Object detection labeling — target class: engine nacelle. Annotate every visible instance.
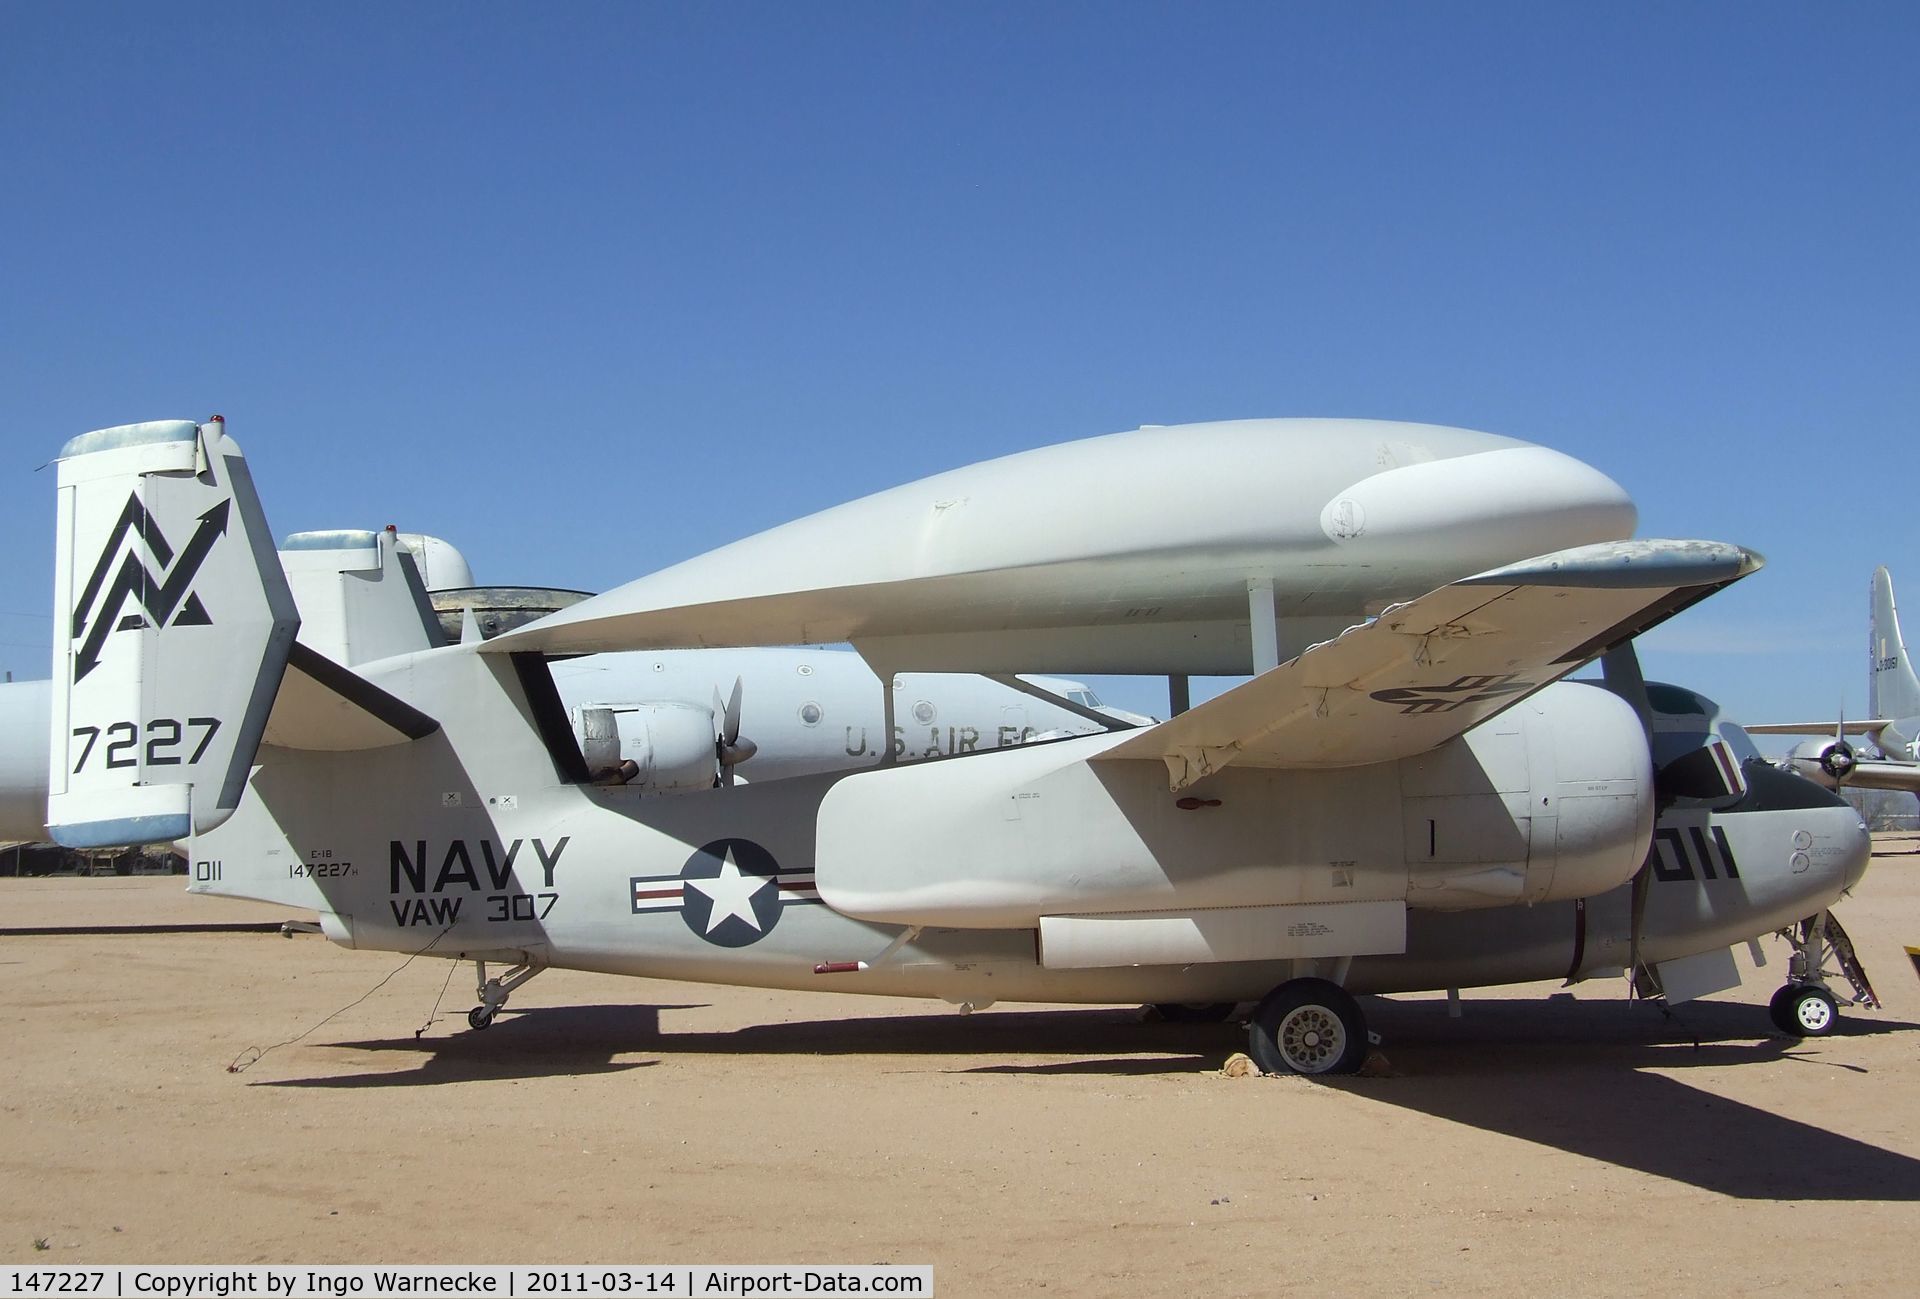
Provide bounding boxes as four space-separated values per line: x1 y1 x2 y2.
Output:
816 680 1654 929
1784 737 1854 788
571 702 718 793
1400 681 1652 909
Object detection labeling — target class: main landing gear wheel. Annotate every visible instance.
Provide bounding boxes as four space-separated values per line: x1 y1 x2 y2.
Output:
1153 1002 1238 1024
1769 984 1838 1037
467 1005 497 1031
1248 978 1368 1076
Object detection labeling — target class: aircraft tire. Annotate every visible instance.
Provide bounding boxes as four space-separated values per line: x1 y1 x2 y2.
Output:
467 1006 496 1031
1248 979 1367 1076
1778 985 1838 1038
1153 1002 1238 1024
1766 984 1800 1035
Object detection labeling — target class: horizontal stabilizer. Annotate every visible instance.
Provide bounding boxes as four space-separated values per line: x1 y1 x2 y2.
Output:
263 643 440 751
1097 539 1761 791
1743 720 1890 737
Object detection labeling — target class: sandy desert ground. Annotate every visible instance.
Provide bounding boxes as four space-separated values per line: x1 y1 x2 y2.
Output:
2 838 1916 1297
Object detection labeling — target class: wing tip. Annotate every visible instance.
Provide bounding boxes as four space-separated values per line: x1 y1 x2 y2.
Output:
1462 539 1763 590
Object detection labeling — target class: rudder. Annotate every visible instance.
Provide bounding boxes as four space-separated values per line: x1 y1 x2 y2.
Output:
47 417 299 847
1870 567 1920 722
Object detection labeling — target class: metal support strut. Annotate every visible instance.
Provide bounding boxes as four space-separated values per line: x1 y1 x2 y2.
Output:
468 958 542 1030
1248 578 1279 675
1779 910 1880 1010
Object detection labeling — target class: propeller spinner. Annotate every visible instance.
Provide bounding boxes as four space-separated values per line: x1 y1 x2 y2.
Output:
1822 707 1856 782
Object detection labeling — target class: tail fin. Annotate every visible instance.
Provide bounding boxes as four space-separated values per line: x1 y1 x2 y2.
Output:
1870 567 1920 722
47 418 299 847
278 528 448 666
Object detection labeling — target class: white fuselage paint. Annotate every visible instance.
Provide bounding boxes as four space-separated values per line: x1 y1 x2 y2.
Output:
186 643 1871 1008
0 680 50 845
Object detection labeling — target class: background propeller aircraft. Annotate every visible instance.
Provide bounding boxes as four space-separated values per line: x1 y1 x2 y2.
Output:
1747 566 1920 799
39 417 1876 1074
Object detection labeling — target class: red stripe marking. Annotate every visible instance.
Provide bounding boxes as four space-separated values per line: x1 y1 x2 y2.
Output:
631 888 683 901
1712 742 1742 791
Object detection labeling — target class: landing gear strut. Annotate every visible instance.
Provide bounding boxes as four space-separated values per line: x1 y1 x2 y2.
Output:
1768 910 1878 1038
467 959 541 1031
1247 978 1369 1075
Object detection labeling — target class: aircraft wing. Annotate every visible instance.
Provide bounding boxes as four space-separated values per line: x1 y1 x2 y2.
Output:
1095 539 1761 791
1743 721 1891 736
1836 761 1920 794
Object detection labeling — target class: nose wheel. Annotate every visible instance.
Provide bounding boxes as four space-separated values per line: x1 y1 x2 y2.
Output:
1768 910 1877 1038
1768 983 1838 1037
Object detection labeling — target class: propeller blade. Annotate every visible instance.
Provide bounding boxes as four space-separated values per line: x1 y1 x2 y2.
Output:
712 677 752 787
1829 699 1855 783
723 676 744 746
1602 640 1654 983
1601 642 1653 745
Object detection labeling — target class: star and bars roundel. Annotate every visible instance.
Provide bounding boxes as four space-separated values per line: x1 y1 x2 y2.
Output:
630 838 820 947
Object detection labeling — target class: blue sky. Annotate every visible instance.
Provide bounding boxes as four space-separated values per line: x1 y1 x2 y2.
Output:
2 4 1915 730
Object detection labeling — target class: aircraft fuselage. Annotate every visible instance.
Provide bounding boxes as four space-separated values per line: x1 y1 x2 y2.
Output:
190 644 1869 1008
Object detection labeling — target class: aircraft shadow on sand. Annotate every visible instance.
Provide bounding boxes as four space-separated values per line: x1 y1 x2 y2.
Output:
254 1003 708 1089
259 1002 1208 1088
261 995 1920 1199
1319 994 1920 1202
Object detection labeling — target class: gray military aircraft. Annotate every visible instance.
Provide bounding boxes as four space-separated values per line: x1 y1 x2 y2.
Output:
1748 566 1920 797
42 416 1875 1073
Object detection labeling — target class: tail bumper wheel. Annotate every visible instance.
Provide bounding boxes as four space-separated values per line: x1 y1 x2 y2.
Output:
1249 978 1369 1075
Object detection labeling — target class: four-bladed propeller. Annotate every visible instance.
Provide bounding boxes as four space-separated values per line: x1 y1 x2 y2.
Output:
1821 707 1857 783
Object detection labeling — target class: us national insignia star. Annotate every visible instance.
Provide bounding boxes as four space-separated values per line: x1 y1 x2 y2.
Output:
629 837 820 947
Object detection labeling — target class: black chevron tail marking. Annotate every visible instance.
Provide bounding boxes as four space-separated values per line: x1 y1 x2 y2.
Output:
72 498 231 682
173 593 211 626
70 494 177 638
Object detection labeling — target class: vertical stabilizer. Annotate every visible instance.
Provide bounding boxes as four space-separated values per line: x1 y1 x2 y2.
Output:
47 418 299 847
279 528 448 666
1869 567 1920 722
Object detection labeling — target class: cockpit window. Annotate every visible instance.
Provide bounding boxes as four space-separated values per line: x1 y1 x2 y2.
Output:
1068 689 1102 708
1647 683 1753 808
1718 722 1763 766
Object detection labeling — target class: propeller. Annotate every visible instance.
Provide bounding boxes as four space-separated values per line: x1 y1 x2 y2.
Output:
1821 705 1856 783
1601 642 1657 993
712 676 758 787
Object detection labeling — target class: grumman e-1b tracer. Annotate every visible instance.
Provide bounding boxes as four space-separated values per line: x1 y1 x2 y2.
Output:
44 417 1875 1074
